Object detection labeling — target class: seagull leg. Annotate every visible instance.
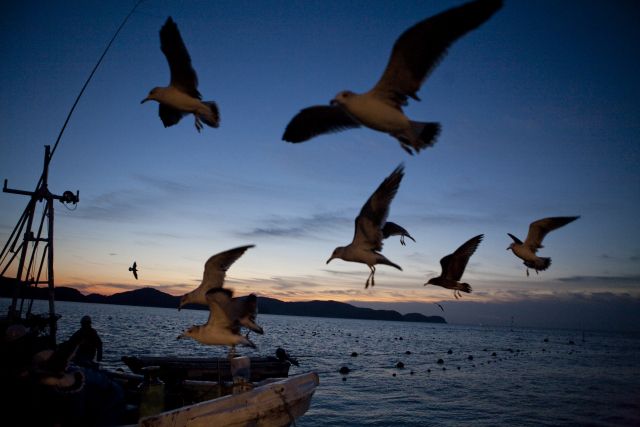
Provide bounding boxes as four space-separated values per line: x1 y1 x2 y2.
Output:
194 115 203 132
526 268 530 277
400 236 406 246
365 266 375 289
371 266 376 288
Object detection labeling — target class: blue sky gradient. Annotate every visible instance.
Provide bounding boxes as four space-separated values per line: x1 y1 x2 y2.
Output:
1 0 639 330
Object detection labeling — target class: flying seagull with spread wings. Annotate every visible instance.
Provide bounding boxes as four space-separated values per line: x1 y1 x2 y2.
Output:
178 288 258 354
507 216 580 276
179 245 254 309
326 164 405 288
141 17 219 132
282 0 502 154
425 234 483 299
128 261 138 280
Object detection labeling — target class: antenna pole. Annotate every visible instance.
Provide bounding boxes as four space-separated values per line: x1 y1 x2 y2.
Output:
2 146 78 343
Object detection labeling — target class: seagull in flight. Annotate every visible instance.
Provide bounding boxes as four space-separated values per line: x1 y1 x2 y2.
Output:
179 245 254 309
282 0 502 154
507 216 580 276
178 288 258 354
425 234 483 299
141 17 219 132
128 261 138 280
326 164 405 288
382 221 415 246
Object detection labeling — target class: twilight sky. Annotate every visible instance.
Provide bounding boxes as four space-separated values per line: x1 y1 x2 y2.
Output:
1 0 639 330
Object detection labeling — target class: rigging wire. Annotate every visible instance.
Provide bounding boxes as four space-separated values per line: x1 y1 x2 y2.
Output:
50 0 144 159
27 0 145 194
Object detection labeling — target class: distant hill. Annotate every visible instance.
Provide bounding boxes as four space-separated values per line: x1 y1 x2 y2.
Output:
0 277 445 324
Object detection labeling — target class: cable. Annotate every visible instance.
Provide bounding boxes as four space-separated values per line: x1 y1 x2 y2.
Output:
50 0 144 159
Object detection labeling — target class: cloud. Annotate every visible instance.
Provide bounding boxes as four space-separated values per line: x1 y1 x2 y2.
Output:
65 175 197 224
69 190 145 222
133 175 192 195
409 211 508 227
237 212 350 239
557 275 640 285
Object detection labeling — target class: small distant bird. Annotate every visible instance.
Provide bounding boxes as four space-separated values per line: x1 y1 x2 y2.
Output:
507 216 580 276
382 221 415 246
179 245 254 310
178 288 257 354
282 0 502 154
425 234 483 299
141 17 219 132
276 347 299 367
434 303 445 312
129 261 138 280
326 164 405 288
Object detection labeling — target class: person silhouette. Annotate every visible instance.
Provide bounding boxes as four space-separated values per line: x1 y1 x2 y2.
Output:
69 315 103 369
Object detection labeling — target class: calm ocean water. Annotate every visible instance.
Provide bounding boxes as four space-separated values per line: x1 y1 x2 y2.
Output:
4 298 639 426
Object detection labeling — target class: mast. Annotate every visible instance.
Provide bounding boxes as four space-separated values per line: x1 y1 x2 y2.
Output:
1 145 79 344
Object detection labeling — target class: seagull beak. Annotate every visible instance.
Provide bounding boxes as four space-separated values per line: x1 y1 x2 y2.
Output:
140 97 150 104
326 256 334 264
329 99 338 106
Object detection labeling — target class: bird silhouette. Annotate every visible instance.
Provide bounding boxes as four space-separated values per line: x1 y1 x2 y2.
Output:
141 17 219 132
128 261 138 280
507 216 579 276
283 0 502 154
425 234 483 299
327 164 405 288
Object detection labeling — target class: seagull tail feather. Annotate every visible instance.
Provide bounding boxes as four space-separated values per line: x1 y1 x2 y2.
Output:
378 257 402 271
525 257 551 271
199 101 220 128
458 283 472 294
408 121 440 153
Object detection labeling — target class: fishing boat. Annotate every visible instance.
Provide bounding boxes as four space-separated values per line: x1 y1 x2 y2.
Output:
0 147 319 426
110 367 319 427
122 354 292 382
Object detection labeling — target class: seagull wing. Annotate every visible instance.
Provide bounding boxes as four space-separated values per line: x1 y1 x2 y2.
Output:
160 17 201 98
507 233 523 245
353 164 405 250
159 104 185 127
201 245 255 291
442 234 483 281
524 216 579 252
231 294 263 334
282 106 360 142
133 269 138 280
371 0 502 107
205 288 235 329
382 221 415 242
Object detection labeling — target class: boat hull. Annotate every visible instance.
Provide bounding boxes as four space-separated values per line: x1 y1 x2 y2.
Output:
138 372 319 427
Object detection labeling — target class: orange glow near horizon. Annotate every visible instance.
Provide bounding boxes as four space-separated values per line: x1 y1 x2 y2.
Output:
57 278 537 305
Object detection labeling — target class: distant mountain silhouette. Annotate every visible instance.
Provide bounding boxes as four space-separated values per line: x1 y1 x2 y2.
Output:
0 277 445 324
